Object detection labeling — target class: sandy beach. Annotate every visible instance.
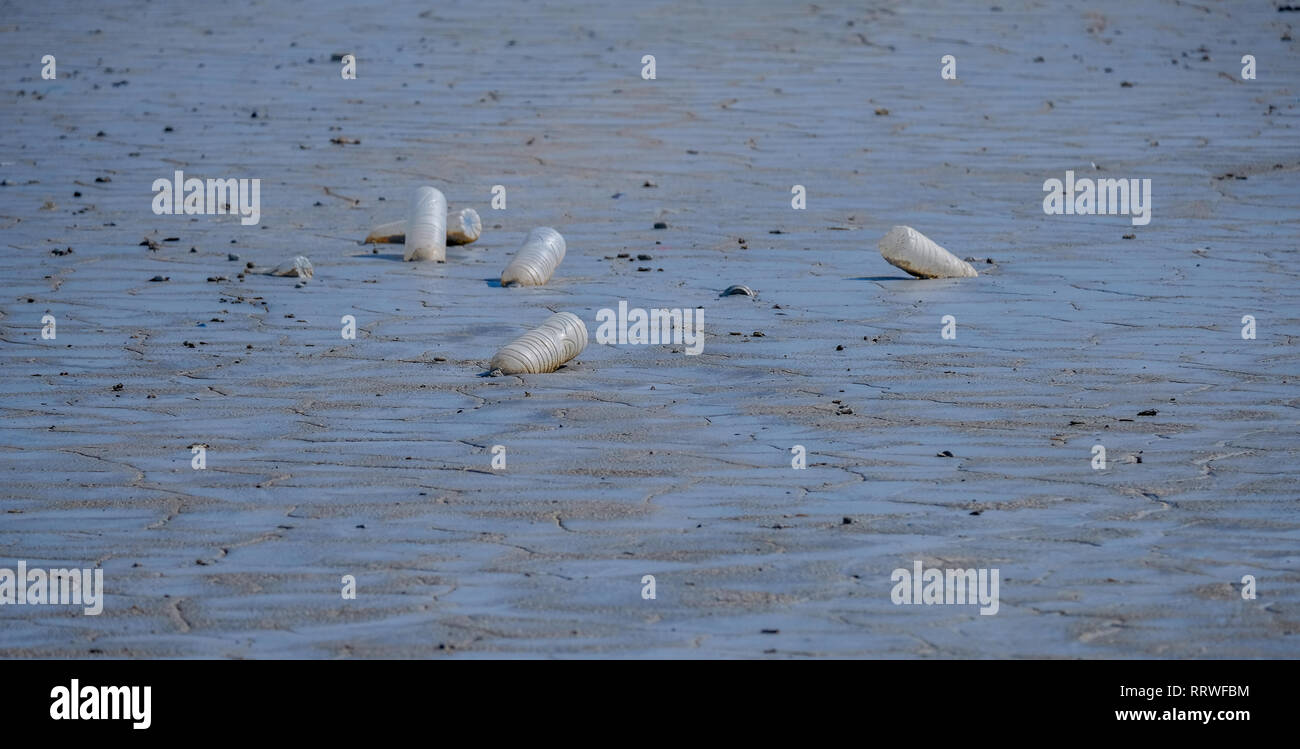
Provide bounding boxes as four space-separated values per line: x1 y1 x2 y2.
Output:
1 0 1297 657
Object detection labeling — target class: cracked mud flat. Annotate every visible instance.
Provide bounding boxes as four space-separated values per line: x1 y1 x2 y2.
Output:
1 0 1298 658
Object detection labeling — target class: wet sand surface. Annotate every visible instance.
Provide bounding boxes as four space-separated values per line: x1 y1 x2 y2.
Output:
1 0 1298 657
